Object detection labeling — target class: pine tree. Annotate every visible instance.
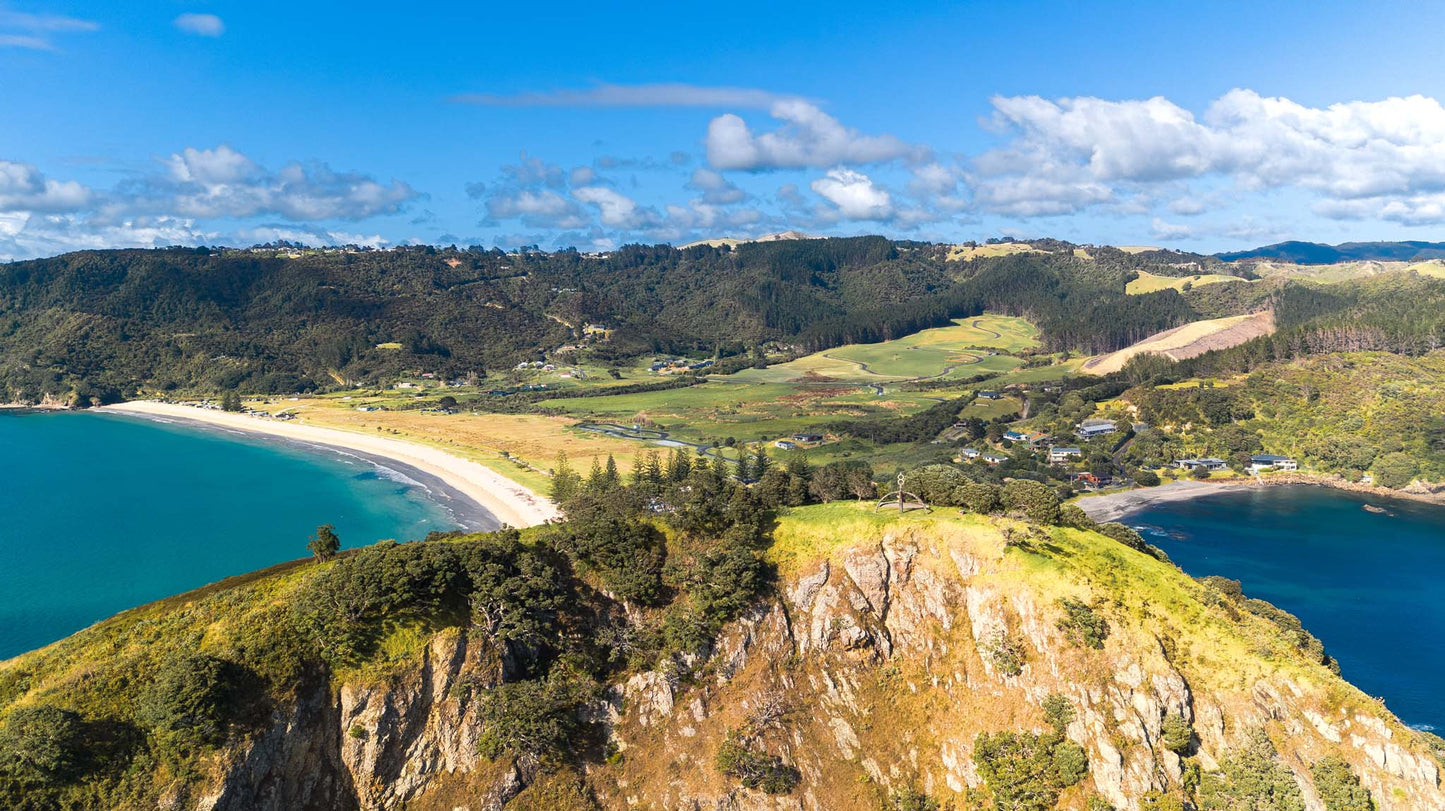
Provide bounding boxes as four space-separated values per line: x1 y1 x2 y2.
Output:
550 451 580 503
586 457 606 491
753 445 771 479
603 454 620 488
734 452 751 483
667 447 692 482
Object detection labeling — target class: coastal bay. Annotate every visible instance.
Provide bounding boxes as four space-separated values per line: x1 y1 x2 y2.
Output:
1126 485 1445 731
0 408 509 658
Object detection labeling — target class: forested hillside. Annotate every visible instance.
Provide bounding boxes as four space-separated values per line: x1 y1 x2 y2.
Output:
10 236 1442 406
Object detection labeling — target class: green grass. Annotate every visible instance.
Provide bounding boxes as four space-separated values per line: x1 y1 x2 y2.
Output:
730 315 1039 384
1126 270 1247 294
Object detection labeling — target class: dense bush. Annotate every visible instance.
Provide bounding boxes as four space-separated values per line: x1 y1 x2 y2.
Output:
1160 712 1194 754
955 481 1002 514
1001 480 1061 524
1056 598 1110 649
477 670 596 766
0 705 85 784
1198 729 1305 811
1309 756 1373 811
973 728 1089 811
715 730 800 794
137 653 259 748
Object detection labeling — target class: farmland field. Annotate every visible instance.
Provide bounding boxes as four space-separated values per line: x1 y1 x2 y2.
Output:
732 315 1039 384
1125 270 1247 294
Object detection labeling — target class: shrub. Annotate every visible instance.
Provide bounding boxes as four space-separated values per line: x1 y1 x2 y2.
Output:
1198 729 1305 811
1372 452 1417 489
983 632 1027 677
715 730 799 794
1086 796 1117 811
1056 598 1110 649
1041 694 1075 734
955 482 1002 514
477 670 595 766
1190 465 1211 480
1135 468 1161 487
1160 712 1193 754
1309 756 1373 811
1001 480 1061 524
905 464 970 505
137 653 257 748
0 705 85 783
1058 503 1095 529
1094 522 1149 553
1140 791 1187 811
973 729 1088 811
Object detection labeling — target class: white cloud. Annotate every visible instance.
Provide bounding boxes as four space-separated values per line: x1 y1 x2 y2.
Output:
133 145 417 220
0 8 98 50
451 82 800 109
706 100 923 170
173 13 224 37
686 168 746 204
973 89 1445 223
573 185 650 228
1149 217 1192 240
0 160 91 211
485 189 586 229
809 168 893 220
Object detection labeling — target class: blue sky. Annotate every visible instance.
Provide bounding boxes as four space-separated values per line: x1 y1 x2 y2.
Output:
4 0 1445 259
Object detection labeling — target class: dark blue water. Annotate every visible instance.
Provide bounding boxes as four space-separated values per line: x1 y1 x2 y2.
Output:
0 409 466 658
1130 486 1445 732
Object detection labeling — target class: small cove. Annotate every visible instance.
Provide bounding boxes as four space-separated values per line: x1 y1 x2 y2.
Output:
1128 485 1445 731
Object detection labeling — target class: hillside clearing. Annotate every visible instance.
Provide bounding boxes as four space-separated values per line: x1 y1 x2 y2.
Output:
1081 312 1276 374
1126 270 1247 294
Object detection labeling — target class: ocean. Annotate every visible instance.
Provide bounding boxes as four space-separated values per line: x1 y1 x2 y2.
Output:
1129 485 1445 732
0 409 481 658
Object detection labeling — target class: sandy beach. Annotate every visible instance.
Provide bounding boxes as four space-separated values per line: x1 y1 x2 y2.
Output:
1076 480 1239 522
100 401 560 528
1077 473 1445 522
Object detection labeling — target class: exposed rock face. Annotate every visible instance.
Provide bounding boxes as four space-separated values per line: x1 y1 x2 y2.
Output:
196 518 1445 811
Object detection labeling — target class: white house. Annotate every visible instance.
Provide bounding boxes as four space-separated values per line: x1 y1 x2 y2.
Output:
774 440 798 450
1049 447 1083 464
981 453 1007 465
1075 418 1118 439
1248 454 1298 474
1175 457 1228 471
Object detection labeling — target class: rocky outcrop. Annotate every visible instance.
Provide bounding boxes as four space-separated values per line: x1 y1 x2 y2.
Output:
196 517 1445 811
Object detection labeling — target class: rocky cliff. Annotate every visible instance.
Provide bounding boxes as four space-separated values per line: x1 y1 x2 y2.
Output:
173 508 1443 811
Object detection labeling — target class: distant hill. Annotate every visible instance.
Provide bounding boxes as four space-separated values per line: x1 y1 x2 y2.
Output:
1218 240 1445 264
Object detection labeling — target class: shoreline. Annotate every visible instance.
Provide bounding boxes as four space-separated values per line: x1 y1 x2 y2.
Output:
1077 474 1445 523
99 401 560 529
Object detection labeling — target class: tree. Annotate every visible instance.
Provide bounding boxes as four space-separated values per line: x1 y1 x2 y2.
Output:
1309 756 1373 811
138 653 254 748
1198 729 1305 811
955 482 1002 514
220 390 242 412
0 705 85 783
308 524 340 562
551 451 581 503
1001 480 1061 524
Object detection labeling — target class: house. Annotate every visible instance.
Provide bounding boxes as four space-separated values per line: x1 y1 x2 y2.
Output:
978 390 1003 400
1248 454 1298 474
791 433 823 443
1075 418 1118 439
1003 430 1030 443
981 453 1007 465
1049 447 1083 464
1175 457 1227 471
960 447 981 459
1070 472 1111 489
773 440 798 450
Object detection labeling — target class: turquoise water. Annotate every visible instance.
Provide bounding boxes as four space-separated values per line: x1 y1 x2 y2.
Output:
1129 486 1445 731
0 409 472 658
